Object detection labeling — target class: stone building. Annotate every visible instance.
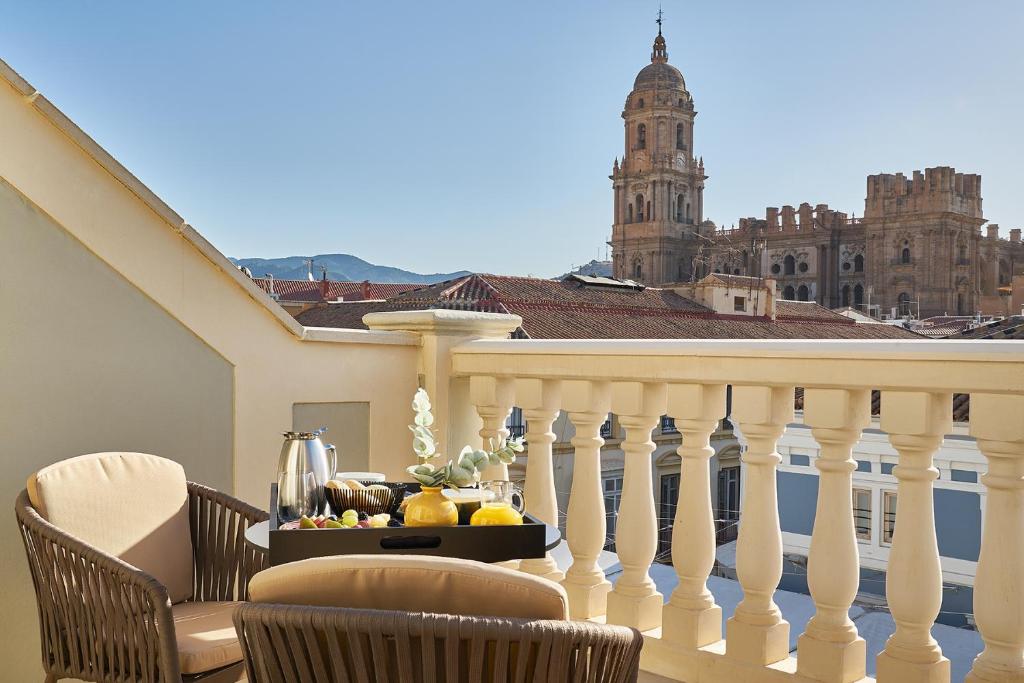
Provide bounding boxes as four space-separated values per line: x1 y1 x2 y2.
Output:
610 30 1024 319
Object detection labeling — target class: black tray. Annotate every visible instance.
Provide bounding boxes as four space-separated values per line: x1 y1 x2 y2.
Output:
268 484 548 566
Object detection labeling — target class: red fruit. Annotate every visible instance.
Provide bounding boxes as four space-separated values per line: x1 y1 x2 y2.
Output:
356 520 371 528
315 518 326 528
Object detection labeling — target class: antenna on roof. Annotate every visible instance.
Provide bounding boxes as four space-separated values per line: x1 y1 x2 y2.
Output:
656 4 663 35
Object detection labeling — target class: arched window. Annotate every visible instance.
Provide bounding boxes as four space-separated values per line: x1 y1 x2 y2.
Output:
957 292 965 315
634 261 642 279
783 285 796 300
784 254 796 275
676 195 684 222
638 98 645 108
734 268 741 275
900 241 911 264
678 98 684 107
854 254 864 272
635 194 644 222
842 285 851 307
797 285 809 301
676 123 685 150
637 124 646 149
627 203 634 223
854 284 864 307
897 292 911 315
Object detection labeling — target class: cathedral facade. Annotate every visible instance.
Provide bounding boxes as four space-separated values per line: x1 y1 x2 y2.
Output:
610 30 1024 319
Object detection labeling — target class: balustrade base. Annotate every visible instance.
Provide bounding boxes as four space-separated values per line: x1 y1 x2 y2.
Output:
562 578 612 620
726 617 791 666
518 555 564 583
876 651 950 683
796 633 866 683
608 589 665 632
661 603 722 649
964 665 1024 683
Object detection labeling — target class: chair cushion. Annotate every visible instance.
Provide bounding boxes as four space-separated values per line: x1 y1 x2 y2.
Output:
248 555 569 621
172 601 243 675
27 452 194 603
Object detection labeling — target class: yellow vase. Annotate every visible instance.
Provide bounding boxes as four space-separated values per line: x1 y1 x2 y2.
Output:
470 503 524 526
404 486 458 527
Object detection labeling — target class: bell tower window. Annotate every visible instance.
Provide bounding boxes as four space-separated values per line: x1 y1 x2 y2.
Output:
676 195 684 222
854 254 864 272
901 241 911 264
635 194 644 222
676 123 685 150
638 98 645 108
784 254 796 275
637 124 646 150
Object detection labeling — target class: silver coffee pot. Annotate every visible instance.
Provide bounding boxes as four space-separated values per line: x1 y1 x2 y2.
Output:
277 428 337 516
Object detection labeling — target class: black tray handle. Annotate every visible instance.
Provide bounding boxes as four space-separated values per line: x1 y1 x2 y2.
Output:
380 535 442 550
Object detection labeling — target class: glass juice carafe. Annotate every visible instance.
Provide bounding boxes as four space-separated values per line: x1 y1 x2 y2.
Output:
470 480 525 526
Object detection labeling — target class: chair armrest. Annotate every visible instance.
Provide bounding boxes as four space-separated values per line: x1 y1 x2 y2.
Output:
187 482 269 602
15 490 182 683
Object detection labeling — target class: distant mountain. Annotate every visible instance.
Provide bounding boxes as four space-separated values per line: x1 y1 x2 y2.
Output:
560 259 613 279
230 253 471 284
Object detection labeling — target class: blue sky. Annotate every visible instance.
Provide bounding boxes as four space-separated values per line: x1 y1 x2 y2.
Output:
2 1 1022 277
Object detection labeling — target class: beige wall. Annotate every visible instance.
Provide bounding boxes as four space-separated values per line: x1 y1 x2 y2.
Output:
0 61 422 679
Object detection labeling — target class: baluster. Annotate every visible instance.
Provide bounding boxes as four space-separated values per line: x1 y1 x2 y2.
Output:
516 378 564 582
877 391 952 682
967 393 1024 683
561 380 613 619
470 375 514 481
797 389 871 683
606 382 667 631
662 383 727 648
727 385 793 666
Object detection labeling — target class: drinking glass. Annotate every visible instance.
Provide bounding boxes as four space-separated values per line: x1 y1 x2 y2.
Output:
277 471 318 523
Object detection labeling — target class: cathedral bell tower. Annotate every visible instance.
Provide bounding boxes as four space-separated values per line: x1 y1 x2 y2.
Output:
610 19 707 285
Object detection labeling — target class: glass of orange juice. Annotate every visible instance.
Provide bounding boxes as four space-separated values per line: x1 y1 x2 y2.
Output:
470 480 525 526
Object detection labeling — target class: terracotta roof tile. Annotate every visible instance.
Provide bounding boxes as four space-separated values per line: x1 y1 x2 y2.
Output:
252 278 420 303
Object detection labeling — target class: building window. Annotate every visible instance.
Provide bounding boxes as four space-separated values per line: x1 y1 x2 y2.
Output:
881 491 897 544
627 203 634 222
733 268 741 275
635 194 644 222
637 124 646 149
797 285 809 301
603 476 624 551
676 194 684 222
843 261 852 271
771 263 781 275
798 261 809 273
676 123 685 150
854 284 864 307
506 407 525 439
897 292 911 316
854 254 864 272
784 254 796 275
842 285 851 307
901 242 911 264
658 473 680 559
600 414 613 438
734 296 746 312
678 97 684 107
634 262 642 280
958 241 968 263
716 466 741 543
660 415 677 433
853 488 872 541
783 285 796 300
638 98 644 108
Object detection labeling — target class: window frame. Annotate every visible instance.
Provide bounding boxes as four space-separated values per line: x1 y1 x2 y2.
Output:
733 295 746 312
881 490 897 546
852 487 872 541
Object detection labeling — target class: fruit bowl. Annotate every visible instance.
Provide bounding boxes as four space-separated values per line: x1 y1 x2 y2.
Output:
325 481 405 516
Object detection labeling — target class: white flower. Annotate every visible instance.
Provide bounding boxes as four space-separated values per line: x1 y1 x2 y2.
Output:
412 388 432 413
414 410 434 427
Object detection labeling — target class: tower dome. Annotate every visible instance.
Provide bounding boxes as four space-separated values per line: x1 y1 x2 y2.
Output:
632 31 686 91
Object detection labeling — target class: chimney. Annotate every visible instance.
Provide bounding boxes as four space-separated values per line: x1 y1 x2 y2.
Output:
362 280 371 299
320 270 329 300
1011 229 1022 244
987 224 1000 239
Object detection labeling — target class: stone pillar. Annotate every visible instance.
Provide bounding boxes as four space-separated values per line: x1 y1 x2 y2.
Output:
797 389 871 683
606 381 667 631
561 380 613 619
516 378 564 582
876 391 952 683
727 385 794 666
364 310 521 477
966 394 1024 683
470 375 514 481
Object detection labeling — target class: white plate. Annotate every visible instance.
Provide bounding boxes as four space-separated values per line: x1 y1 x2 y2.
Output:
335 471 386 482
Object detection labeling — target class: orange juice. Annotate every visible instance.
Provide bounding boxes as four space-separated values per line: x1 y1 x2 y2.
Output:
470 503 523 526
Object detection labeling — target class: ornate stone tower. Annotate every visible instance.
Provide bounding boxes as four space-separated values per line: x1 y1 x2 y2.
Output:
610 23 707 285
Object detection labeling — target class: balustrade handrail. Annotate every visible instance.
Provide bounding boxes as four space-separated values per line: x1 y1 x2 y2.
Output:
452 338 1024 395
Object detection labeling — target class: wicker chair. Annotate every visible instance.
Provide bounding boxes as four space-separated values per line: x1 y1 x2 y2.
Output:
233 555 643 683
16 452 268 683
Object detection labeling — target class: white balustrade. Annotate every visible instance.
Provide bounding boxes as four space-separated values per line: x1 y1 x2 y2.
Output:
876 391 952 682
606 381 667 631
661 383 727 647
469 375 514 481
515 378 564 582
967 393 1024 683
797 389 871 683
560 380 613 619
727 385 793 666
447 339 1024 683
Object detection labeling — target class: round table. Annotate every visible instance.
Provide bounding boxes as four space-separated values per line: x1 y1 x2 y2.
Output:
244 519 562 554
